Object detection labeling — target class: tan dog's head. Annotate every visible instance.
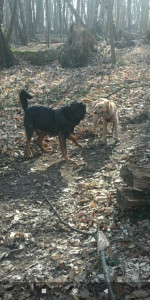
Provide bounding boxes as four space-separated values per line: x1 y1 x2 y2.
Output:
94 98 109 116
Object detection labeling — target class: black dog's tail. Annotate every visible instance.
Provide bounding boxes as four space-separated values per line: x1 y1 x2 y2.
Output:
19 90 33 111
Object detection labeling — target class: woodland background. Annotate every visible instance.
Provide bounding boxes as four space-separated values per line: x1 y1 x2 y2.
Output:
0 1 150 300
0 0 150 68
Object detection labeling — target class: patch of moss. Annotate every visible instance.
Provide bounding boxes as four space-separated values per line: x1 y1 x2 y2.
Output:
13 49 38 61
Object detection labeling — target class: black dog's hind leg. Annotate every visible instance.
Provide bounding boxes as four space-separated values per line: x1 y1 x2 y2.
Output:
68 134 82 148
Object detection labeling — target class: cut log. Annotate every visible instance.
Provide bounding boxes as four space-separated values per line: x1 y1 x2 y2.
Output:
117 187 150 209
120 164 150 191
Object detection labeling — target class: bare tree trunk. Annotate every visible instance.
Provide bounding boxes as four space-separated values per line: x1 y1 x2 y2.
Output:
87 0 92 29
92 0 100 33
25 0 34 39
64 0 86 28
35 0 44 33
140 0 149 33
107 0 116 64
118 0 125 30
32 0 36 34
115 0 120 28
6 0 18 42
45 0 50 47
18 0 28 45
0 0 17 67
0 0 4 24
76 0 80 27
127 0 132 32
81 0 86 22
57 0 62 38
62 1 68 35
0 26 17 67
69 0 73 26
54 0 58 34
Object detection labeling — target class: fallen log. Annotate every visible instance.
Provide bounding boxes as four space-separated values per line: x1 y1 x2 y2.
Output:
120 164 150 191
122 30 138 40
117 187 150 209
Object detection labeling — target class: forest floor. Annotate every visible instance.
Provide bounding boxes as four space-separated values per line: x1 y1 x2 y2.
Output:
0 42 150 300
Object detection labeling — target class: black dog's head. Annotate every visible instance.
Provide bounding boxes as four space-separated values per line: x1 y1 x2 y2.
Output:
61 101 86 125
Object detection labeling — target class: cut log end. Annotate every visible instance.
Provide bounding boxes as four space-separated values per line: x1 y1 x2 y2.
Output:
117 187 150 209
120 164 150 191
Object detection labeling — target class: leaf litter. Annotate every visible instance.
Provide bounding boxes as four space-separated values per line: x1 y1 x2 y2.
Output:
0 44 150 299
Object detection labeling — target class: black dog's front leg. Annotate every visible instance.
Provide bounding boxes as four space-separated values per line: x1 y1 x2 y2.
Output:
58 133 76 164
58 134 68 160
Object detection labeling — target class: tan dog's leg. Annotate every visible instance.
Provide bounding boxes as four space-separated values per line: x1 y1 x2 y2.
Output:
107 123 111 134
114 120 119 140
101 119 107 143
93 113 99 134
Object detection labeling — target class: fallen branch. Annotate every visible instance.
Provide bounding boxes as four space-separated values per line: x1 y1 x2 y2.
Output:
107 86 125 98
107 83 150 98
43 194 96 236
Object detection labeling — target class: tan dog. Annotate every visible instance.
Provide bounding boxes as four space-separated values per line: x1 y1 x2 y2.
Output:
83 98 119 143
93 98 119 143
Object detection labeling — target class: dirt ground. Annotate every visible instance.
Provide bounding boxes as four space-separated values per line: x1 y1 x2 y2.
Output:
0 43 150 300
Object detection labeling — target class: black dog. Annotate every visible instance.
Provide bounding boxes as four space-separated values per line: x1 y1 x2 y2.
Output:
19 90 86 163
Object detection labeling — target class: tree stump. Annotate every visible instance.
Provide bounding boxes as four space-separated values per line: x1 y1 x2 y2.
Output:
61 25 97 68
